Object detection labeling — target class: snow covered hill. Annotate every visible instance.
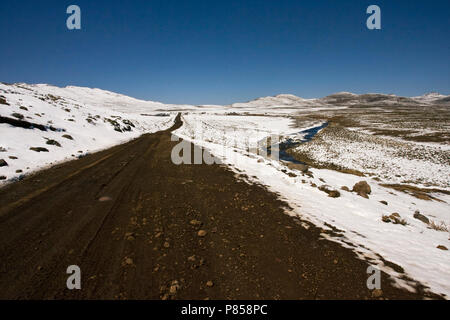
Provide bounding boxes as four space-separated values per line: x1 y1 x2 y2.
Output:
0 83 179 184
1 83 448 184
230 94 323 110
230 91 450 110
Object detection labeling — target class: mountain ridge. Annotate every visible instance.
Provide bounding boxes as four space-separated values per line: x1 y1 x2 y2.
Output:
3 82 449 108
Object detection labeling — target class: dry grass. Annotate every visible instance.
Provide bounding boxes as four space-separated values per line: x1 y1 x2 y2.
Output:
428 220 449 232
380 184 449 202
382 213 407 226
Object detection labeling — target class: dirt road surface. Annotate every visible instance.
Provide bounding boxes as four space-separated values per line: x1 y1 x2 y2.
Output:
0 114 438 299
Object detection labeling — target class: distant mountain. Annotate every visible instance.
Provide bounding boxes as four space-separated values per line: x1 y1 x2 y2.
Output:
319 92 422 106
230 91 450 109
230 94 321 109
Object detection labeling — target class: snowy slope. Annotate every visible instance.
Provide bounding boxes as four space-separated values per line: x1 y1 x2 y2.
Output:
230 94 323 109
229 91 450 112
174 113 450 298
0 83 177 184
413 92 449 103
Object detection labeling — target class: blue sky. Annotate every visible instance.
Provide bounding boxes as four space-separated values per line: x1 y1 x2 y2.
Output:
0 0 449 104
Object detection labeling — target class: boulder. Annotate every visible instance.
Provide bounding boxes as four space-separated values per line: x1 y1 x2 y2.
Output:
413 211 429 224
352 181 371 198
318 185 341 198
62 134 74 140
286 162 309 173
371 289 383 298
382 213 407 225
11 113 24 120
328 190 341 198
197 230 207 237
30 147 49 152
46 139 61 147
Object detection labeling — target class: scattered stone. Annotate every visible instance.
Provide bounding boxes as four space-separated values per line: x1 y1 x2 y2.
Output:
0 147 6 152
328 190 341 198
382 213 407 225
16 169 23 173
19 106 28 111
190 219 202 226
318 185 340 198
413 211 429 224
371 289 383 298
197 230 207 237
0 176 6 180
124 257 133 265
206 281 214 287
169 285 178 294
287 172 297 178
29 147 49 152
11 113 24 120
352 181 371 198
46 139 61 147
163 241 170 248
9 156 18 159
0 96 9 105
341 186 350 192
286 163 309 173
125 232 135 241
98 196 113 202
188 255 196 262
437 245 448 251
0 159 8 167
169 280 181 294
379 200 388 205
257 158 264 163
62 134 74 140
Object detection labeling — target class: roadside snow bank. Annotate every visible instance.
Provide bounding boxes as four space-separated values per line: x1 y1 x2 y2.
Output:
174 113 450 298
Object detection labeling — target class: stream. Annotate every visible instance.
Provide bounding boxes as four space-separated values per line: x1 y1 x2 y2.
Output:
266 122 329 164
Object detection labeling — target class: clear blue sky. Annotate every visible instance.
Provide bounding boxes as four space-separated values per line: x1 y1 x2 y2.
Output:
0 0 449 105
